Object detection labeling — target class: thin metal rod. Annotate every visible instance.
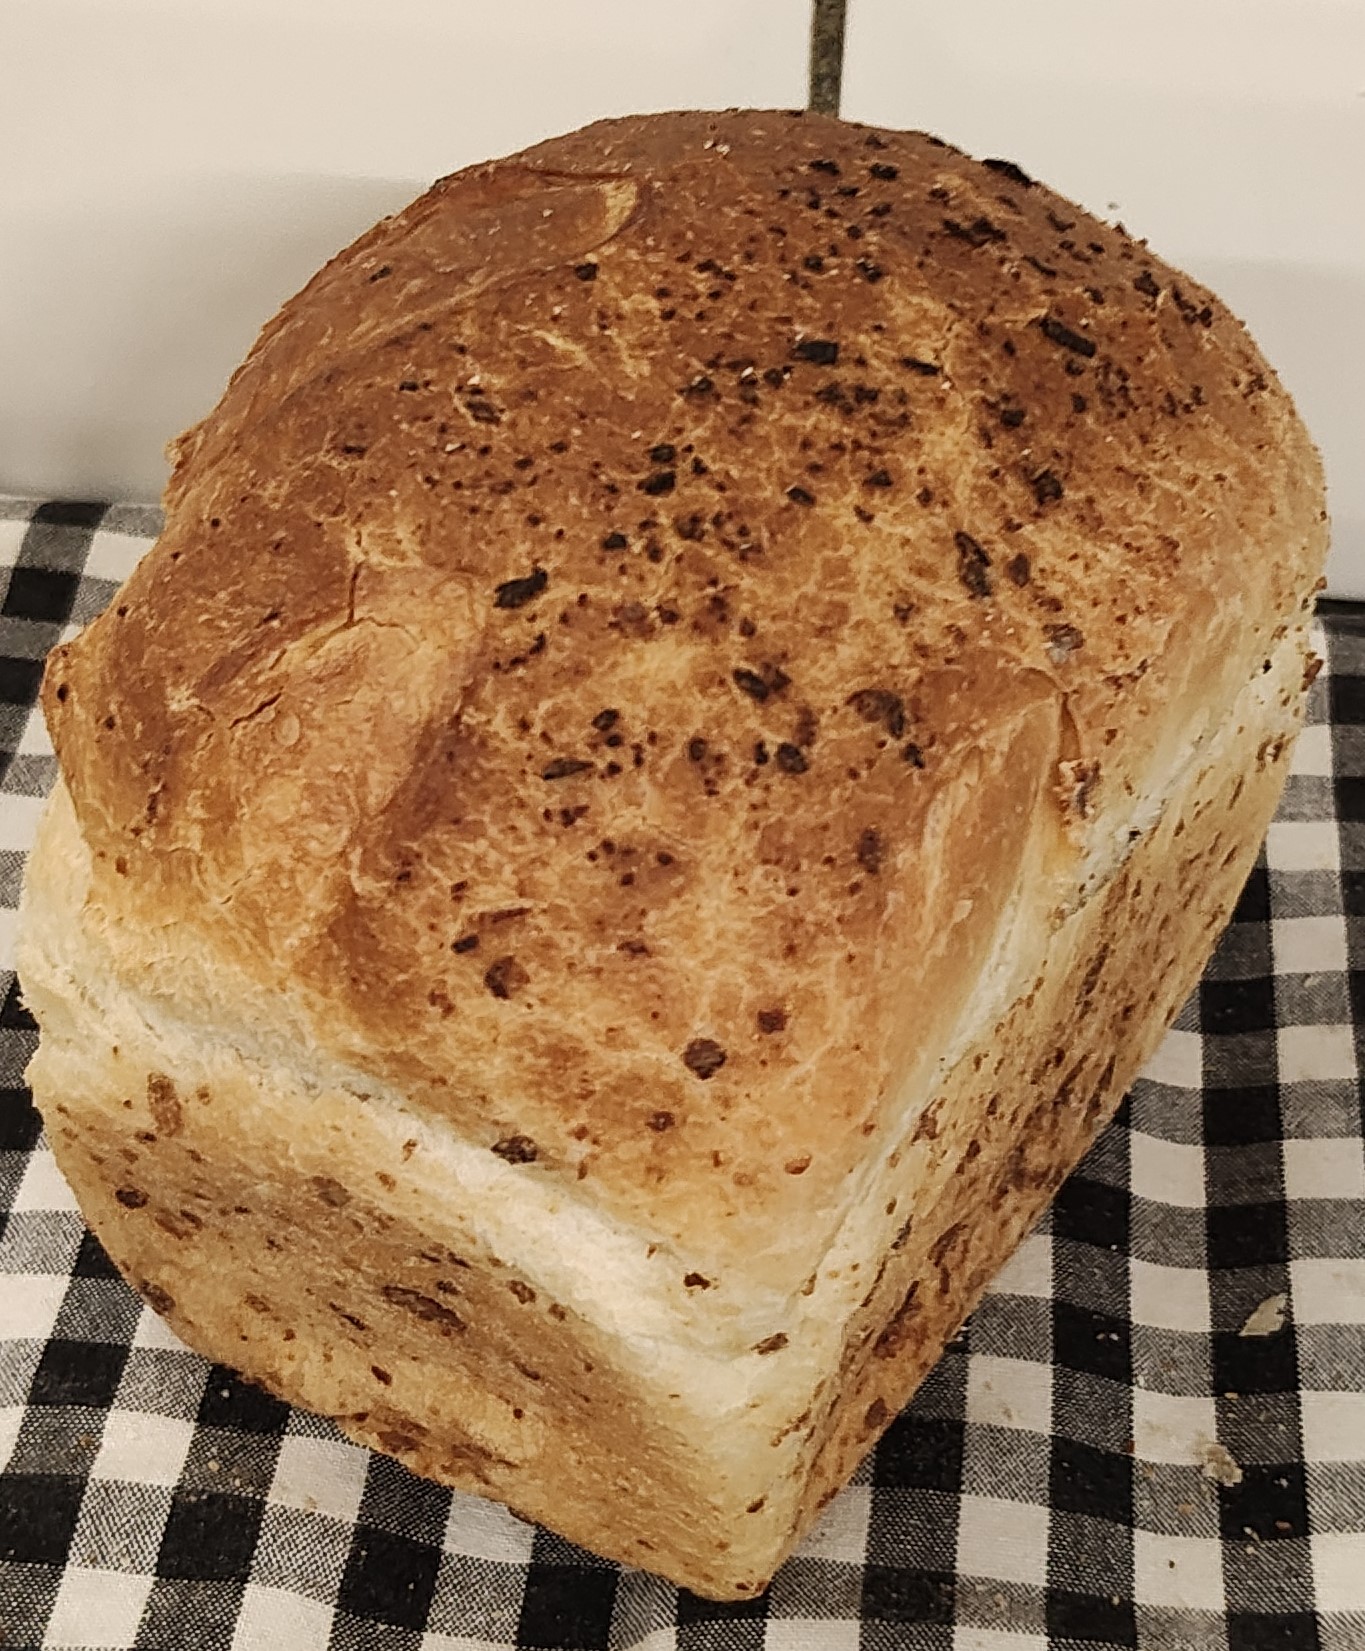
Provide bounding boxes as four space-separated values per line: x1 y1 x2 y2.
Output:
808 0 847 115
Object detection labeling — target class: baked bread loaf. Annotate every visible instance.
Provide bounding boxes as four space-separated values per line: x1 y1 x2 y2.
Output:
19 111 1327 1598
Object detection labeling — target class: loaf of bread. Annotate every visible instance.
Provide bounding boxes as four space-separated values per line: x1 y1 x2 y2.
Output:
19 111 1327 1598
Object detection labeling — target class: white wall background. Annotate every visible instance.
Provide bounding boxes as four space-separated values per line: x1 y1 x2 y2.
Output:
0 0 809 504
4 0 1362 592
844 0 1365 595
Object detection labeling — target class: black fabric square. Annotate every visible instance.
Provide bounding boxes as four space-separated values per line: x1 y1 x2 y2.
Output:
71 1227 123 1280
28 499 106 534
1207 1203 1289 1269
0 1086 41 1152
1053 1173 1130 1251
6 1402 107 1478
1335 775 1365 824
1047 1589 1138 1647
354 1453 450 1547
0 655 43 708
909 1347 969 1420
1330 667 1365 727
1203 1086 1283 1147
29 1337 127 1409
52 1276 142 1347
197 1366 290 1435
1342 869 1365 918
157 1490 264 1582
862 1624 955 1651
1053 1302 1131 1383
677 1619 766 1651
1230 862 1272 925
517 1560 619 1649
861 1566 955 1625
1219 1461 1311 1544
137 1577 244 1651
0 1473 85 1565
1200 975 1277 1036
1051 1436 1133 1524
1227 1613 1323 1651
1212 1327 1301 1396
2 564 80 624
863 1488 962 1573
1052 1368 1137 1456
0 978 38 1033
0 1562 64 1651
337 1524 441 1630
873 1415 964 1493
677 1587 768 1623
329 1616 423 1651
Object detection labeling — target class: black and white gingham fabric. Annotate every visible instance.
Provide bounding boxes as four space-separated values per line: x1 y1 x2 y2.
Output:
1 494 1362 1650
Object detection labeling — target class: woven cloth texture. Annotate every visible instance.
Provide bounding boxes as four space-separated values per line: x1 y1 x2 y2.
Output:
1 496 1361 1651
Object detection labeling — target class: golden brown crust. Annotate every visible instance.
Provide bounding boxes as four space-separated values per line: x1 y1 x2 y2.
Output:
39 112 1325 1289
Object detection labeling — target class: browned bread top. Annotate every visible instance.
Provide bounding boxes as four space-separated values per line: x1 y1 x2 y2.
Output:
41 110 1325 1289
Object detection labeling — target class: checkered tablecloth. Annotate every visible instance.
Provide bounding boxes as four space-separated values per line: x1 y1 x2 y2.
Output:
1 495 1362 1651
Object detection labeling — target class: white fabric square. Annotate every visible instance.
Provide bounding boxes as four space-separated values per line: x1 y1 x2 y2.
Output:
987 1231 1051 1299
1283 1136 1365 1202
1310 1532 1365 1615
92 1410 195 1488
954 1493 1049 1586
1301 1390 1365 1464
11 1148 82 1215
0 790 45 854
599 1632 676 1651
5 1272 69 1340
1290 721 1333 778
1265 819 1341 873
1133 1390 1221 1467
0 1406 25 1474
421 1641 525 1651
766 1620 861 1651
1130 1258 1211 1334
965 1355 1052 1436
269 1433 370 1527
1291 1258 1365 1325
45 1566 153 1648
232 1584 333 1651
441 1485 537 1564
793 1485 871 1565
83 527 150 586
422 1639 560 1651
0 519 29 570
0 908 19 979
953 1631 1049 1651
1129 1132 1206 1208
1272 915 1349 978
1278 1023 1358 1084
132 1304 193 1352
1140 1028 1202 1091
15 705 53 757
1133 1528 1226 1611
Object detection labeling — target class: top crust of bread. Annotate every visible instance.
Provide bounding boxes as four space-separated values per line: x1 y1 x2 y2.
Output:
40 111 1325 1300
